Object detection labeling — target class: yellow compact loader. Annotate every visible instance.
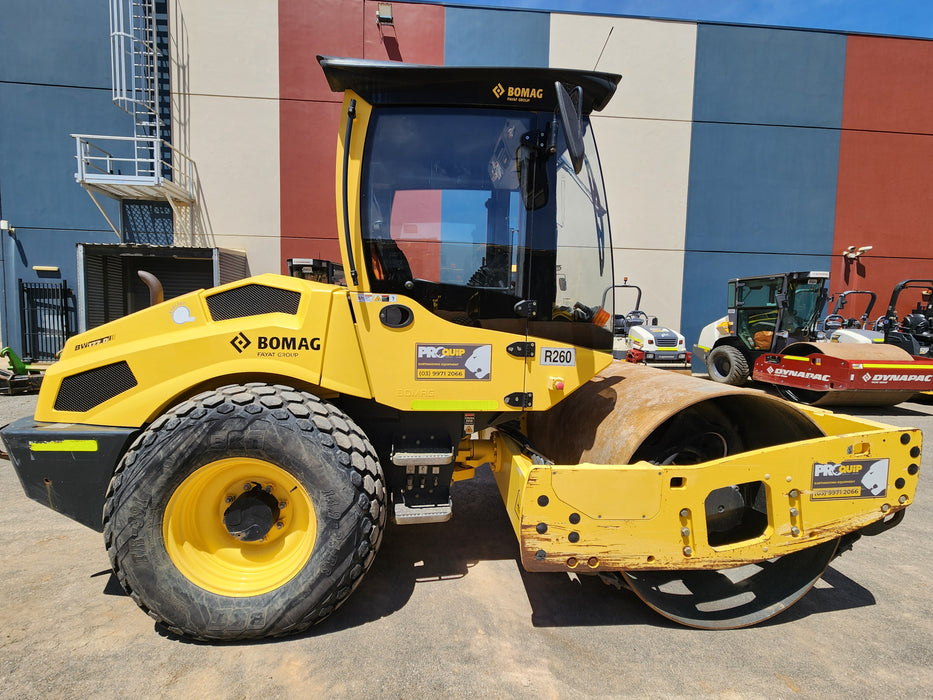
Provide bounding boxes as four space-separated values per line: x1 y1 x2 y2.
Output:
0 57 921 640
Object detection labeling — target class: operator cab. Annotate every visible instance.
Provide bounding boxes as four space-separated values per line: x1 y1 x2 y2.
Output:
728 271 828 353
321 57 621 352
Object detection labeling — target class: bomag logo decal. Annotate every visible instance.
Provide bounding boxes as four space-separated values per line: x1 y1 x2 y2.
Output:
258 336 321 351
492 82 544 103
230 333 320 356
811 458 888 500
230 332 251 353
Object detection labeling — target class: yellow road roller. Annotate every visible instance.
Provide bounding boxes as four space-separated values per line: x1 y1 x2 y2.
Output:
0 57 921 640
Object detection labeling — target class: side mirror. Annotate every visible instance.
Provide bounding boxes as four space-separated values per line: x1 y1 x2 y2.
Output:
555 82 585 174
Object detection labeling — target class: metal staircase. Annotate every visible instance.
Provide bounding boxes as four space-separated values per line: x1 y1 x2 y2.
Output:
73 0 196 241
111 0 163 165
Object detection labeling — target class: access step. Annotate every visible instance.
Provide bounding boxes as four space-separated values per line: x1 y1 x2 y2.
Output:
393 499 453 525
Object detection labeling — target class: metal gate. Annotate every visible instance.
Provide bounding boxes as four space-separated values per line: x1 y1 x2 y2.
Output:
19 280 74 362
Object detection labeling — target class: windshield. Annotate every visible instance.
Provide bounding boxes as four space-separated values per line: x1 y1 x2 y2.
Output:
783 277 826 333
360 106 613 350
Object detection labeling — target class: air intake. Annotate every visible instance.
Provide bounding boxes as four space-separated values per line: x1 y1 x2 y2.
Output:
206 284 301 321
54 361 138 412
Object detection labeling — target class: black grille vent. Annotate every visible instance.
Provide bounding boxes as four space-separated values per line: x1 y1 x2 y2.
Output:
206 284 301 321
54 361 138 412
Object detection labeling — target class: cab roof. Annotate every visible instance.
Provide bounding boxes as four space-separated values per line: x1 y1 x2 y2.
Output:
318 56 620 114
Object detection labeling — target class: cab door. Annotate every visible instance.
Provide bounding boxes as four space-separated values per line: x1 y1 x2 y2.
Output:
340 100 534 414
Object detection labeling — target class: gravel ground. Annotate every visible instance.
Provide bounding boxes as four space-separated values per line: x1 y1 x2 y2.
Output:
0 391 930 698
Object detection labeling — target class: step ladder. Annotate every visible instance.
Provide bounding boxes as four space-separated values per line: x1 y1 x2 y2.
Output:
392 447 455 524
111 0 165 175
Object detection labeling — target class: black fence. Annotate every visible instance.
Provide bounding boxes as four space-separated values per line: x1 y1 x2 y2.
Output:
19 280 74 362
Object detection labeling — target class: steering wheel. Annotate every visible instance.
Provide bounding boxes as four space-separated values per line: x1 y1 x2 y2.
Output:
823 314 845 331
625 310 649 326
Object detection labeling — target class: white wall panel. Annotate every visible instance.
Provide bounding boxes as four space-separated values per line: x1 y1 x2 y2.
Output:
607 249 686 332
551 14 697 329
170 0 280 99
186 95 281 274
169 0 280 273
594 116 692 252
549 14 696 121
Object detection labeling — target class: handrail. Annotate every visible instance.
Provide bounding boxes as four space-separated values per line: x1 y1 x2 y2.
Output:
71 134 195 200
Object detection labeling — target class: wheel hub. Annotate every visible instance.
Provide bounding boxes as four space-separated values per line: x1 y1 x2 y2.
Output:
223 482 281 542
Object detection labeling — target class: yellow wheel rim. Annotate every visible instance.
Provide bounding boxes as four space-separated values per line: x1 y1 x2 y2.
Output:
163 457 317 597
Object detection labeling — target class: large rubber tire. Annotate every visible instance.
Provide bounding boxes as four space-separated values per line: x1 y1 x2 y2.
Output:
707 345 749 386
103 383 386 641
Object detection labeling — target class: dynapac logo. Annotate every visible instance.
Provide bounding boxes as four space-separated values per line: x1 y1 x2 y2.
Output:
767 366 830 382
863 372 933 383
493 83 544 103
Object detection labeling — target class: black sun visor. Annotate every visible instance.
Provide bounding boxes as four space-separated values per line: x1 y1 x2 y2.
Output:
318 56 620 113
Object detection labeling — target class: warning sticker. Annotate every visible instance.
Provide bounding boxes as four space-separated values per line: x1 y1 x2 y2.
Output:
357 293 397 303
416 344 491 380
810 458 888 500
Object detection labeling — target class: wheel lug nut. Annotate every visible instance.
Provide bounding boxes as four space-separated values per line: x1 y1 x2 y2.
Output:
225 495 235 504
278 501 287 509
276 521 284 529
243 483 251 491
265 485 274 493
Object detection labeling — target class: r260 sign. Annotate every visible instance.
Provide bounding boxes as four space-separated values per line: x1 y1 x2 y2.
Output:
540 347 576 366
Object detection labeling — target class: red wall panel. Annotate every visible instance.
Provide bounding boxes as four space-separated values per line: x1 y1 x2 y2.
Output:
833 36 933 306
842 35 933 134
363 1 445 64
279 0 363 104
278 0 444 272
279 100 343 266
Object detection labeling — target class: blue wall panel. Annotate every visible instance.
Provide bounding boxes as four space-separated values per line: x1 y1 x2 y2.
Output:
0 83 125 233
683 23 847 370
681 122 841 367
0 0 112 89
685 122 841 255
0 81 123 353
693 24 847 127
0 0 128 353
444 8 549 67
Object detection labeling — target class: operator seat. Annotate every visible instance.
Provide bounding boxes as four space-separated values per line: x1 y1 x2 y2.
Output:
368 238 413 291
